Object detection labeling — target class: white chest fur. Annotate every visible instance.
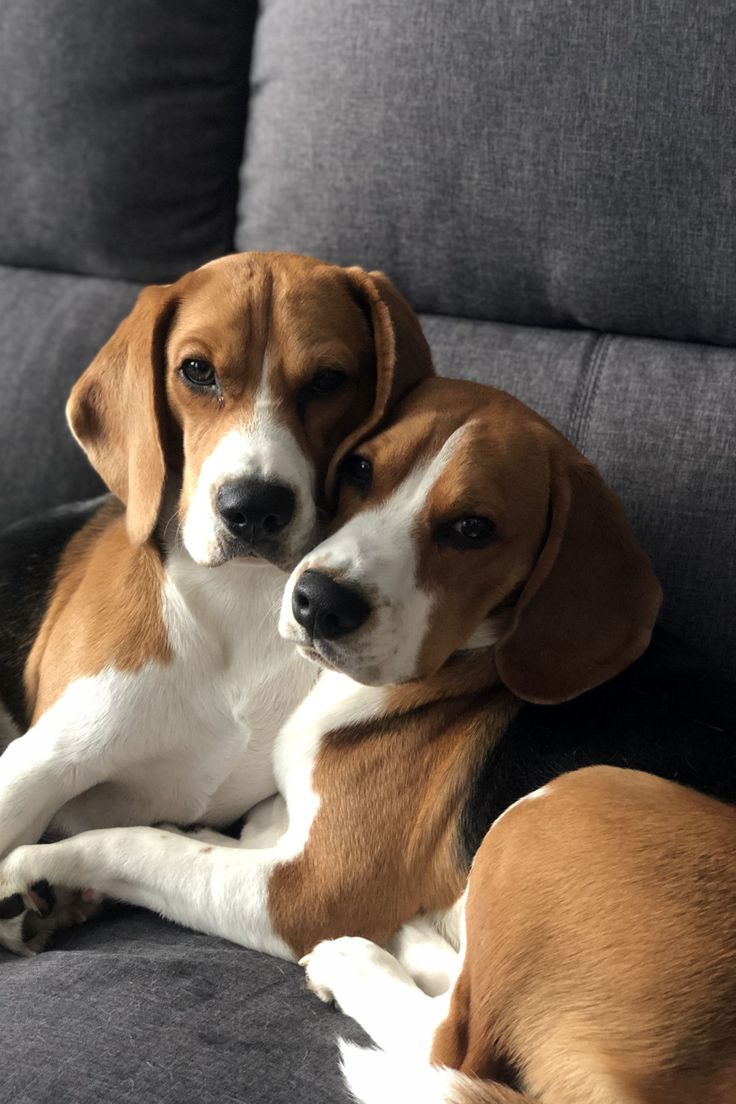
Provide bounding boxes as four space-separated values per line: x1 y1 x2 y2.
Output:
51 547 318 835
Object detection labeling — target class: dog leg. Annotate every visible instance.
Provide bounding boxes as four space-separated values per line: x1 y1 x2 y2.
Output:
302 936 448 1056
386 915 461 997
0 826 292 958
0 675 142 859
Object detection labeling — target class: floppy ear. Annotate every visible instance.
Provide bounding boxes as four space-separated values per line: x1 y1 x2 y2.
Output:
66 285 177 547
496 450 662 704
325 267 434 498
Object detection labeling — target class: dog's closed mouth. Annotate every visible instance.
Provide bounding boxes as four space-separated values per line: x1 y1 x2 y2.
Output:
297 642 344 674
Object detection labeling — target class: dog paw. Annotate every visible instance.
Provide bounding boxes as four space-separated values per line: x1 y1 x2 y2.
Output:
300 936 396 1008
0 875 102 957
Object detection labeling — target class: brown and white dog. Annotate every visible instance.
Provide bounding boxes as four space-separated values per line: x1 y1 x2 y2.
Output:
0 251 432 953
2 379 735 1104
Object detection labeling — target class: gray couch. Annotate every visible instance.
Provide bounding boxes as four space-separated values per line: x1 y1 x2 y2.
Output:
1 2 734 1100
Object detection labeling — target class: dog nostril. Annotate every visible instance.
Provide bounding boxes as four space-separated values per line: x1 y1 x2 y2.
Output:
262 514 281 535
291 570 371 641
321 613 341 637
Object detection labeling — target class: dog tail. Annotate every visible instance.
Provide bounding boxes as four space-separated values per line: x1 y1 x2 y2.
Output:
339 1040 538 1104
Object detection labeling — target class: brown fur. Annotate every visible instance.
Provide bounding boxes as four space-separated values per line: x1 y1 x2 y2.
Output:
68 252 433 547
24 500 170 720
269 381 724 1102
432 768 736 1104
269 653 520 959
29 252 433 720
326 378 662 700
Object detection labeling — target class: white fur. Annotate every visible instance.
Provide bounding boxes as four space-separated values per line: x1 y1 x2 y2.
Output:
0 668 387 958
339 1042 487 1104
0 537 319 951
280 424 473 685
0 607 477 1100
183 366 316 568
386 914 462 997
301 931 490 1104
303 937 451 1057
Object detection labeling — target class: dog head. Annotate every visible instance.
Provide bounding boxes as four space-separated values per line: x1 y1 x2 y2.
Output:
280 377 662 703
67 252 432 570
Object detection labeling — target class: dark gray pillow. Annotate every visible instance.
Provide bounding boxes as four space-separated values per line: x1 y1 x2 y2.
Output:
0 267 138 528
239 0 736 346
0 0 257 283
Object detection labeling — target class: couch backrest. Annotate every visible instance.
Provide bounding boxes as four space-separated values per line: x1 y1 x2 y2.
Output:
0 0 257 283
239 0 736 347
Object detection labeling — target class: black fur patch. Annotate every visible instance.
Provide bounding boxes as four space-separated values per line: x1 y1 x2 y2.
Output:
30 879 56 915
0 893 25 920
0 498 108 730
460 628 736 866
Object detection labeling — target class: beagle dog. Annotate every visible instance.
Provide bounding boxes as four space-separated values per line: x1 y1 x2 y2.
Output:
0 251 432 954
2 379 734 1103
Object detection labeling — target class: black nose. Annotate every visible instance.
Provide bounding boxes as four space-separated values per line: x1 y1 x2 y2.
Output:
292 570 371 641
216 480 296 543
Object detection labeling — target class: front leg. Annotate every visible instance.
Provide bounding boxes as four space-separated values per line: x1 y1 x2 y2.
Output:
0 675 133 857
0 826 292 959
302 937 449 1056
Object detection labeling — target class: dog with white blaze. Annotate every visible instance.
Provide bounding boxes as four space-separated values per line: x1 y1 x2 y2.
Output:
2 379 735 1104
0 250 433 954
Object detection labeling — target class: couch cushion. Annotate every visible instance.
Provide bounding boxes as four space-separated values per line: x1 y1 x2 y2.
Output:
0 1 257 283
1 906 365 1104
0 267 138 528
239 0 736 346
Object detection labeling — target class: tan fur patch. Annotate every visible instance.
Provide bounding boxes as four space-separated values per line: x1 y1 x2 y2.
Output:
268 656 519 959
432 768 736 1104
327 376 661 695
24 501 170 721
165 254 380 525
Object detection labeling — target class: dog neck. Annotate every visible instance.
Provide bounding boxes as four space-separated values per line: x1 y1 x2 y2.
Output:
383 645 502 719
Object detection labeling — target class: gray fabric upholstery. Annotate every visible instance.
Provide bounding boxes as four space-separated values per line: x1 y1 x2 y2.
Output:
239 0 736 346
1 1 735 1101
1 907 365 1104
427 317 736 680
0 0 257 283
0 267 138 528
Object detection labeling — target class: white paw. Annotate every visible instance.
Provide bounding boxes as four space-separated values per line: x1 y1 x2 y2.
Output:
300 936 399 1009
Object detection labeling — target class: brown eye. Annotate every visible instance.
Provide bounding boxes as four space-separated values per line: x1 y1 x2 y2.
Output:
441 516 497 549
180 358 216 388
307 368 347 397
342 454 373 491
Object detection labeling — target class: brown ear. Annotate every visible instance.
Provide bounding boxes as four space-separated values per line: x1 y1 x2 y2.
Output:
66 284 176 547
496 451 663 704
325 267 435 498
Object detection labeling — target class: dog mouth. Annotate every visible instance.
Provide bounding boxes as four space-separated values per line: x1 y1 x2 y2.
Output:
295 640 344 673
294 637 384 685
213 533 303 573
